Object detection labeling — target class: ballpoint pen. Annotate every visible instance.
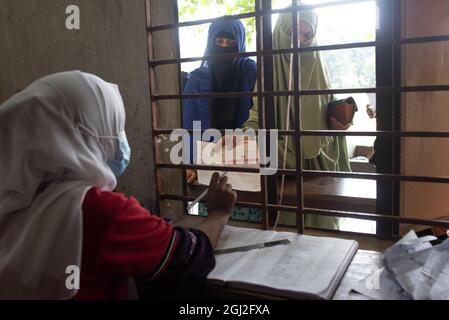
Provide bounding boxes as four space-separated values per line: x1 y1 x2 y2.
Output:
214 239 291 255
187 171 228 212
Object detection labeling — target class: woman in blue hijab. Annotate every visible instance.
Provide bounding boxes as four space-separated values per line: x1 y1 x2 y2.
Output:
182 19 259 222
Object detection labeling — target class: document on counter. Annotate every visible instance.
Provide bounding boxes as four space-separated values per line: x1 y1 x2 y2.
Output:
413 239 449 300
351 230 449 300
382 230 436 295
350 267 411 300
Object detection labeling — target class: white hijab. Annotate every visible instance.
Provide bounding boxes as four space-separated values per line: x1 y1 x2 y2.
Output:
0 71 126 299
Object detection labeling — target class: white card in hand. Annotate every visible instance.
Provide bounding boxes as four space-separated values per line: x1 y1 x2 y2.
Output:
196 141 261 192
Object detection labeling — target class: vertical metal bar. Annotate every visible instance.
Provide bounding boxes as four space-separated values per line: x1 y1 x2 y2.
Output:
172 1 189 214
145 0 163 216
375 0 395 239
255 0 269 230
291 0 304 234
391 0 402 236
261 0 279 229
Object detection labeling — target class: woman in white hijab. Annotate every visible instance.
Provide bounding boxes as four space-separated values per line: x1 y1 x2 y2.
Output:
0 71 236 299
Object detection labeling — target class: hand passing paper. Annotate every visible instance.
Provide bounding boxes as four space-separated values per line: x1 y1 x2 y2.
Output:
214 134 259 164
197 141 261 192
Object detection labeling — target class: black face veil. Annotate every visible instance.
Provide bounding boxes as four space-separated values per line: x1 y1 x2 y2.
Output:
208 31 240 130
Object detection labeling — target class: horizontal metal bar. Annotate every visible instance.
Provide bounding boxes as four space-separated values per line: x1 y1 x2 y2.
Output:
271 206 449 229
152 85 449 100
269 0 377 15
400 34 449 46
148 11 256 32
157 163 260 173
273 169 449 184
154 128 449 138
159 193 449 229
299 170 449 184
148 0 376 32
150 51 257 66
154 91 258 100
163 195 381 239
149 34 449 67
157 163 449 184
401 85 449 92
299 130 449 137
150 41 377 67
161 193 263 209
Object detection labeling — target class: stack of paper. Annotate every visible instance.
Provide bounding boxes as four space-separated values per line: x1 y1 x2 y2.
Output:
413 239 449 299
351 230 449 300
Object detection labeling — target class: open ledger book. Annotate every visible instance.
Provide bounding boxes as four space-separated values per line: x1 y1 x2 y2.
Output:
208 226 359 300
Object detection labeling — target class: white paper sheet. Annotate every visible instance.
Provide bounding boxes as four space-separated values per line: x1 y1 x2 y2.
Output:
351 268 411 300
413 239 449 300
351 230 448 300
382 231 437 297
196 141 261 191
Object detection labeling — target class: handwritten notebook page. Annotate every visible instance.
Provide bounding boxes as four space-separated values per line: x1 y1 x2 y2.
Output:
208 226 359 299
208 227 276 285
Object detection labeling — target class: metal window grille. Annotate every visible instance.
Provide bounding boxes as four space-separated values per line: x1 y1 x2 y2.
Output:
145 0 449 239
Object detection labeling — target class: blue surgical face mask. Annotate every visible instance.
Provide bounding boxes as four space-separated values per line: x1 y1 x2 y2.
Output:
77 123 131 177
107 132 131 177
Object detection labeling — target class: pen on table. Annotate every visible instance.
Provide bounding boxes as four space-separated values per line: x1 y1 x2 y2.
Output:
187 171 228 212
214 239 291 255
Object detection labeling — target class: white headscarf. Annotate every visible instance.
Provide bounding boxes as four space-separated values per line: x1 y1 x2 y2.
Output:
0 70 126 299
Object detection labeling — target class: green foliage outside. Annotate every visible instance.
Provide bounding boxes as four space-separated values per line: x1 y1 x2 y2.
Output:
178 0 376 89
178 0 257 46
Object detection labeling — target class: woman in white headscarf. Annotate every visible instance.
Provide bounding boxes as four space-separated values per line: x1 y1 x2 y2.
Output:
0 71 236 299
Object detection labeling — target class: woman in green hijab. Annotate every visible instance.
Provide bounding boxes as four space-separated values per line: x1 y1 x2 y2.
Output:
243 7 352 229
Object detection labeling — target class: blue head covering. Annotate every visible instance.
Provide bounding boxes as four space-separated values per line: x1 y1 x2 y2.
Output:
203 19 247 68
